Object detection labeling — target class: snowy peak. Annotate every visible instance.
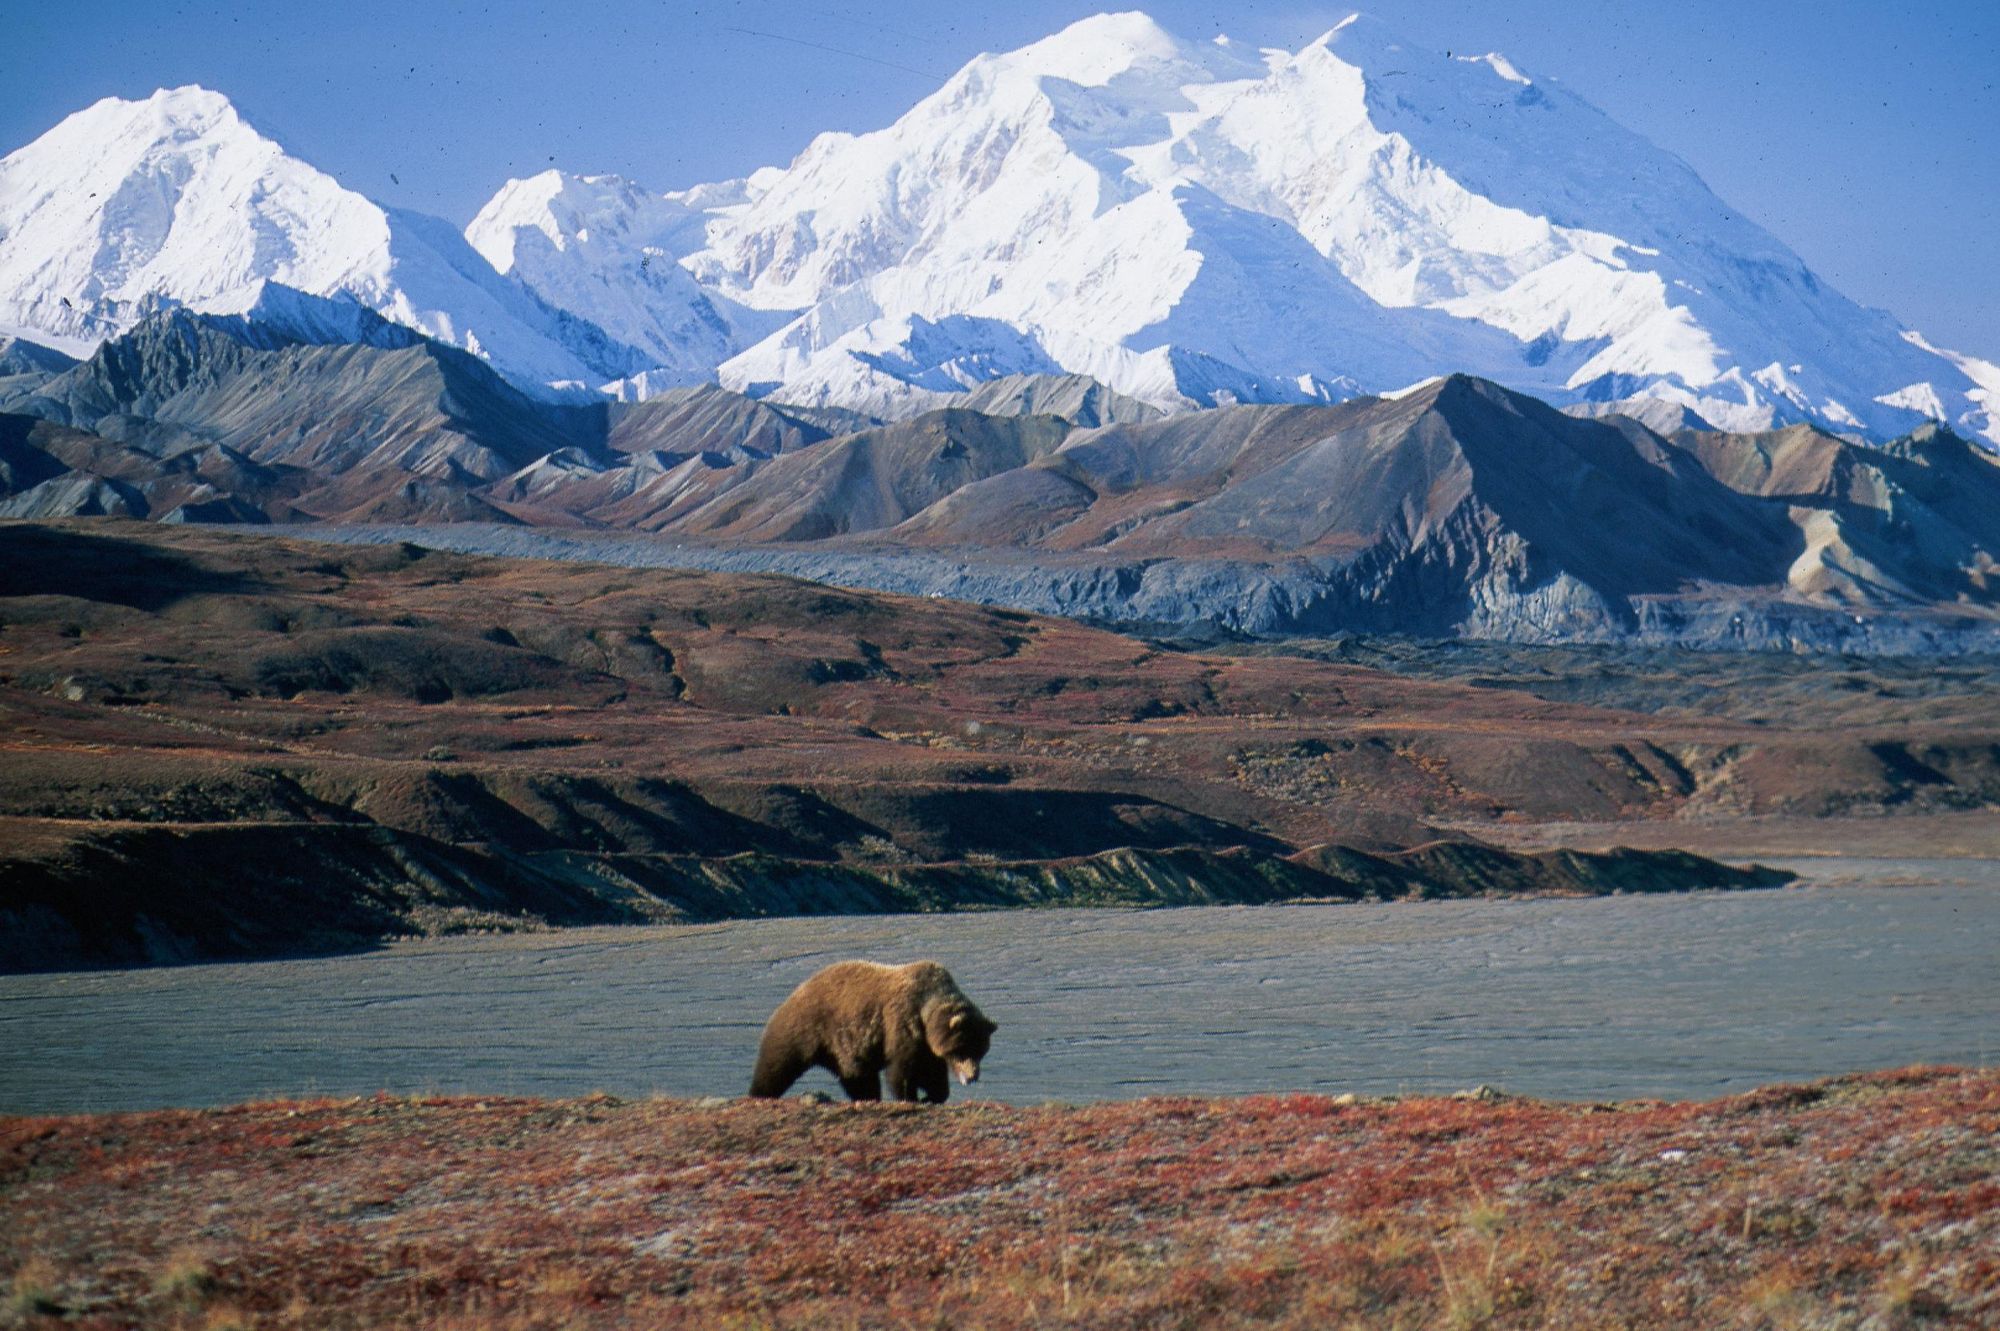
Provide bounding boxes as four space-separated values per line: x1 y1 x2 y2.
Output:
466 168 777 387
66 83 242 150
987 10 1232 86
0 85 383 347
664 10 1995 440
469 170 700 272
0 87 636 392
467 170 584 273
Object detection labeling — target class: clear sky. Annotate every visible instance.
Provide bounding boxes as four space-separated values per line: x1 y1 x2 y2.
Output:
4 1 1995 354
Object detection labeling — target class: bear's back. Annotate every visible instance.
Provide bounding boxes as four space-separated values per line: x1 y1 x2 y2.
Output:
796 959 954 998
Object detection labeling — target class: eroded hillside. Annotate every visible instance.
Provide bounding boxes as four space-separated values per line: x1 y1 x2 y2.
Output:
8 520 1999 967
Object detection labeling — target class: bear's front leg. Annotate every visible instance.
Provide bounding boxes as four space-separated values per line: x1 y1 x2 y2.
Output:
889 1053 950 1104
838 1071 882 1101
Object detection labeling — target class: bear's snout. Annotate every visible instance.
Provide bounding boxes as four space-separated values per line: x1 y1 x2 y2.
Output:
950 1058 981 1086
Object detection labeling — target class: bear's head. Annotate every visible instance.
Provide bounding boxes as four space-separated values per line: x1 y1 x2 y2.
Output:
925 1002 998 1086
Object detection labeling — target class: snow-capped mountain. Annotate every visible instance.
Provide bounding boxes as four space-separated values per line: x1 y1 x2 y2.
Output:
1 15 1993 444
465 170 784 389
661 11 1995 440
0 86 627 391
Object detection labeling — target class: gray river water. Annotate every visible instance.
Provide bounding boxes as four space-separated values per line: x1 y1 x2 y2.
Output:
3 858 1995 1113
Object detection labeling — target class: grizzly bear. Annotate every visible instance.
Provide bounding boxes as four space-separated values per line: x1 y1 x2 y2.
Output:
748 960 997 1103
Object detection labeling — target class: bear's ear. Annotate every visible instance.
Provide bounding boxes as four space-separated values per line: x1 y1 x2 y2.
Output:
948 1010 965 1030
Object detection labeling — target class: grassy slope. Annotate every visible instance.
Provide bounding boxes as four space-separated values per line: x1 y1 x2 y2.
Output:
1 1069 1993 1329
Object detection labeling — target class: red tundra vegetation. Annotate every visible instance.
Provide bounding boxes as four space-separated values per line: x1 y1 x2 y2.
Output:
1 1067 1993 1329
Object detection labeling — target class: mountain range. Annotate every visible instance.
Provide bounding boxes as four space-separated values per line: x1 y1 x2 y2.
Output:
4 306 1999 650
1 12 1993 444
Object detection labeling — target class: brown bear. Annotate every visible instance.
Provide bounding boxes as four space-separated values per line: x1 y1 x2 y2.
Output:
748 960 997 1103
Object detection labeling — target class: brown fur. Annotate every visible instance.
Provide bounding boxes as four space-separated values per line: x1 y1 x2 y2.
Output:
748 960 997 1103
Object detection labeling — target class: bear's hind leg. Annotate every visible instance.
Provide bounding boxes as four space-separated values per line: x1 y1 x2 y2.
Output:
838 1071 882 1101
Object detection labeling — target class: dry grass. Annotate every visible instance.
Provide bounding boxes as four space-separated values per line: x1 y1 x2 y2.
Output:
151 1247 218 1309
1 1068 1994 1329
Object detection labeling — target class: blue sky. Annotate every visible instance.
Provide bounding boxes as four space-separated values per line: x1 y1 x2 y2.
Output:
4 1 1995 353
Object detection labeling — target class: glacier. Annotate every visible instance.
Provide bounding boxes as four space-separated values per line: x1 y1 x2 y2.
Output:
0 14 1993 444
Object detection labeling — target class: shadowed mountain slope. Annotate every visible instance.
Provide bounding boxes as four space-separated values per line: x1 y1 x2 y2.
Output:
0 333 77 409
895 377 1797 579
660 409 1076 541
10 310 589 520
707 375 1996 642
0 314 864 526
940 373 1164 427
601 382 864 459
1673 421 2000 607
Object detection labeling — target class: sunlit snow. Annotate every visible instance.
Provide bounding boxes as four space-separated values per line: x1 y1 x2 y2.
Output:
0 14 1992 444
